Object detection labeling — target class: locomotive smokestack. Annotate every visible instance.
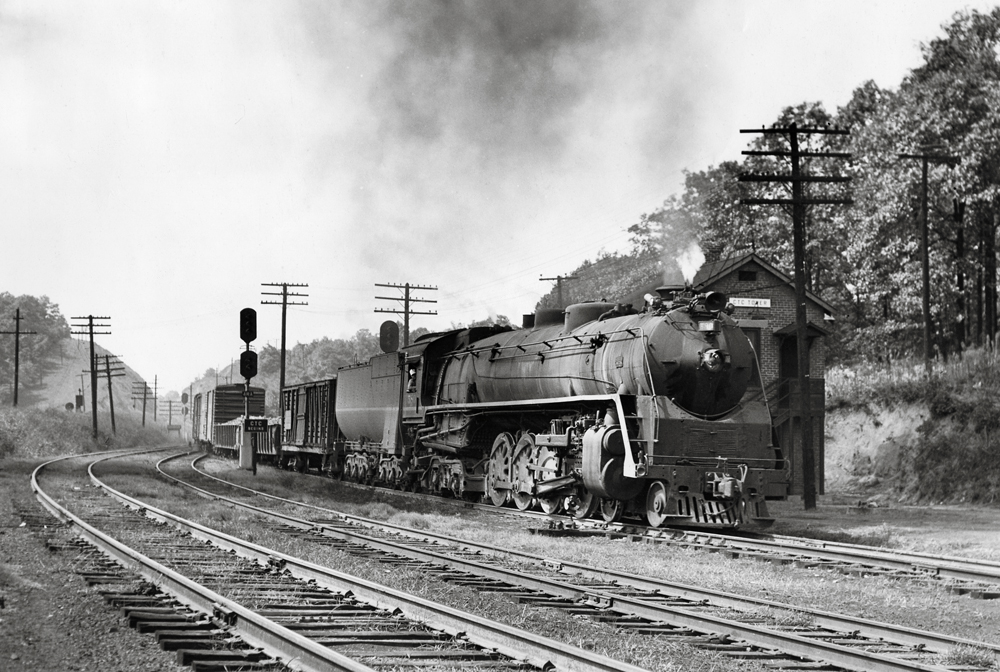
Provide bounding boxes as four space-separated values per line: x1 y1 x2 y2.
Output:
655 285 684 300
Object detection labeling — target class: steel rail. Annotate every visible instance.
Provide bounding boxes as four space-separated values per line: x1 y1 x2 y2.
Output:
91 452 650 672
754 529 1000 579
175 453 996 672
32 450 375 672
639 526 1000 586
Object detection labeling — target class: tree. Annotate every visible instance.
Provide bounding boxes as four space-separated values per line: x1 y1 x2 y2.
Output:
536 250 660 311
902 8 1000 348
0 294 71 403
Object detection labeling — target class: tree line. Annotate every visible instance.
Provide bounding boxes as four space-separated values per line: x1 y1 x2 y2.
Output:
543 8 1000 367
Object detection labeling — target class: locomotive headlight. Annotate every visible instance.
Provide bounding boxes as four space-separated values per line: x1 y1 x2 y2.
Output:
700 348 725 373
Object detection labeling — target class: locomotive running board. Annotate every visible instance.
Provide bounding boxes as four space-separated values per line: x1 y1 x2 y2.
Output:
424 394 642 479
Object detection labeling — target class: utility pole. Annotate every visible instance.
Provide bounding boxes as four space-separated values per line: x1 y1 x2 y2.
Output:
539 274 578 309
132 382 152 427
261 282 308 426
71 315 111 440
87 355 124 435
375 282 437 347
899 146 960 373
0 308 37 406
738 122 851 511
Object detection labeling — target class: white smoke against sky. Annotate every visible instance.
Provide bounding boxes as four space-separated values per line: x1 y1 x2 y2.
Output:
677 242 706 284
656 204 706 288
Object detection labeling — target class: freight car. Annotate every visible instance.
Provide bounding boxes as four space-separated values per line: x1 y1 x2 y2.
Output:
192 383 273 458
330 287 787 528
279 378 344 473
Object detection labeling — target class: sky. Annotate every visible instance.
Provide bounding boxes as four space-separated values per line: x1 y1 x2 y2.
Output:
1 0 996 394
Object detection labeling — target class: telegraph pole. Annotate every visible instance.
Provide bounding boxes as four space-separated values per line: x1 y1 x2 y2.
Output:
0 308 37 406
132 382 152 427
262 282 308 428
539 274 578 308
739 123 851 511
71 315 110 439
899 146 959 373
375 282 437 347
88 355 124 435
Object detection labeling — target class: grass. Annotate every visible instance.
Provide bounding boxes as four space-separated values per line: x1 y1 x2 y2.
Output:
0 406 173 459
827 346 1000 410
941 645 998 669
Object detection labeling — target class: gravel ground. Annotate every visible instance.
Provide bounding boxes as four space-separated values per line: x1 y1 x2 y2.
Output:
0 458 186 672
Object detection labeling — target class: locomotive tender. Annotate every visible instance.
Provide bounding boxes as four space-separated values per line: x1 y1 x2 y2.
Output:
331 287 787 528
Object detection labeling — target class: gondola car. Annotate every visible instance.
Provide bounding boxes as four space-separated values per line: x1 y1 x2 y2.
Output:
192 383 267 457
279 378 344 473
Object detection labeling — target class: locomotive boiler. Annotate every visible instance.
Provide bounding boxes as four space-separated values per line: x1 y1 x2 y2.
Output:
333 287 786 528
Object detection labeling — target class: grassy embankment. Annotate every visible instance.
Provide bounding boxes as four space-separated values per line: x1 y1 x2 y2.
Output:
826 346 1000 504
0 406 173 459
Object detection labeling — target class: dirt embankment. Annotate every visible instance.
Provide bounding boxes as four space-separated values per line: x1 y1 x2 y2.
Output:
825 398 1000 507
825 403 930 499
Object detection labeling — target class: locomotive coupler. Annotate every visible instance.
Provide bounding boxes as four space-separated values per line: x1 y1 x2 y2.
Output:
705 471 743 499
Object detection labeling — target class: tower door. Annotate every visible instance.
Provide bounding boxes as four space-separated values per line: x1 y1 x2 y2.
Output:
779 335 808 379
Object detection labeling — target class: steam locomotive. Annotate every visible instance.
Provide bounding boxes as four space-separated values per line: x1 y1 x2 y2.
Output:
320 286 786 528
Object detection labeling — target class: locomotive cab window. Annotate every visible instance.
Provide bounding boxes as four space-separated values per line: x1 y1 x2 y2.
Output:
405 357 421 393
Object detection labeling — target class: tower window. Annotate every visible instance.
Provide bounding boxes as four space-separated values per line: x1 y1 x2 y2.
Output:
738 271 757 282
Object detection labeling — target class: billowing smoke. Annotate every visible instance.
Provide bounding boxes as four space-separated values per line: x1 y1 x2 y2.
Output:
657 209 705 288
676 241 705 284
292 1 710 319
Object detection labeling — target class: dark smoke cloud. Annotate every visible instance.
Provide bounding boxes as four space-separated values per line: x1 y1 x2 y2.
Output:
291 0 706 312
370 0 609 157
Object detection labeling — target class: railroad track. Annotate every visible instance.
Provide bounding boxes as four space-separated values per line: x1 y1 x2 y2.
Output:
286 457 1000 597
161 452 1000 672
32 449 651 672
565 524 1000 598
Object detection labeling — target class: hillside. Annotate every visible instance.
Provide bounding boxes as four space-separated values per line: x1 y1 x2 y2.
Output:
824 353 1000 505
21 337 177 424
